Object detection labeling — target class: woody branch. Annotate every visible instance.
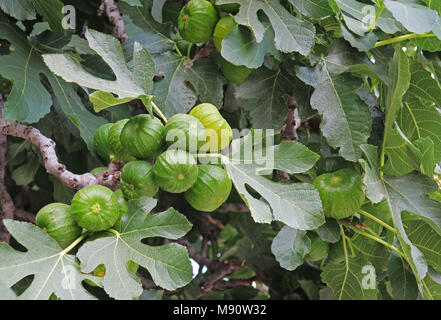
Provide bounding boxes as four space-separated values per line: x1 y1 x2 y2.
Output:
0 118 121 190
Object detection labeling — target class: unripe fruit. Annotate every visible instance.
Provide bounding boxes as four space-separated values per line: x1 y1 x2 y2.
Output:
175 32 194 56
213 15 236 51
128 261 139 274
114 189 129 215
164 114 206 152
120 114 164 159
108 120 136 162
305 234 329 261
178 0 218 43
90 167 108 175
36 203 82 249
120 161 159 200
313 168 365 219
0 77 12 94
153 149 198 193
185 165 232 212
189 103 232 151
112 189 128 231
220 58 253 84
93 264 106 277
71 185 120 232
93 123 114 163
90 260 138 278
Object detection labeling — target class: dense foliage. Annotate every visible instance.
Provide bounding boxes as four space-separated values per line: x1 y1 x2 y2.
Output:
0 0 441 300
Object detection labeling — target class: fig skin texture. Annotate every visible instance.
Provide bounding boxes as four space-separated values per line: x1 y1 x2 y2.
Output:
189 103 232 151
0 77 12 94
213 15 254 85
108 119 136 162
114 189 129 215
120 114 164 159
178 0 218 43
185 165 232 212
71 185 120 232
313 168 365 219
153 149 199 193
93 123 114 163
90 167 108 175
213 15 237 51
220 58 253 85
120 160 159 200
164 113 206 152
113 189 129 231
36 203 82 249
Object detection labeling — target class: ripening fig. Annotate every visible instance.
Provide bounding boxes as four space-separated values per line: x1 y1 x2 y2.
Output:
178 0 218 43
120 114 164 159
108 120 136 162
36 203 82 249
120 160 159 200
189 103 232 151
164 113 206 152
153 149 199 193
185 165 232 212
314 168 365 219
71 185 120 232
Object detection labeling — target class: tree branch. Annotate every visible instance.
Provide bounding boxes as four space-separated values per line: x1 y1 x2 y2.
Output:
191 40 216 63
177 238 250 298
211 278 257 291
204 214 225 230
0 95 14 243
276 105 301 181
219 202 250 213
98 0 128 42
0 119 121 190
196 260 245 298
14 209 35 224
178 238 215 268
281 104 301 142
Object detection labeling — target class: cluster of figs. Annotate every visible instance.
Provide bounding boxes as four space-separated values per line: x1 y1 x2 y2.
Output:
31 0 372 276
35 103 234 251
171 0 255 84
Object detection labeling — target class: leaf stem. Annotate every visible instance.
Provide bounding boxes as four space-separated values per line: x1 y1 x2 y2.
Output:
108 229 120 237
187 43 193 58
174 43 183 57
364 225 381 237
340 225 348 261
374 33 437 48
369 5 384 32
421 279 433 300
151 100 168 123
357 209 396 234
345 235 356 257
61 234 87 255
349 226 406 259
319 255 326 269
339 224 349 300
